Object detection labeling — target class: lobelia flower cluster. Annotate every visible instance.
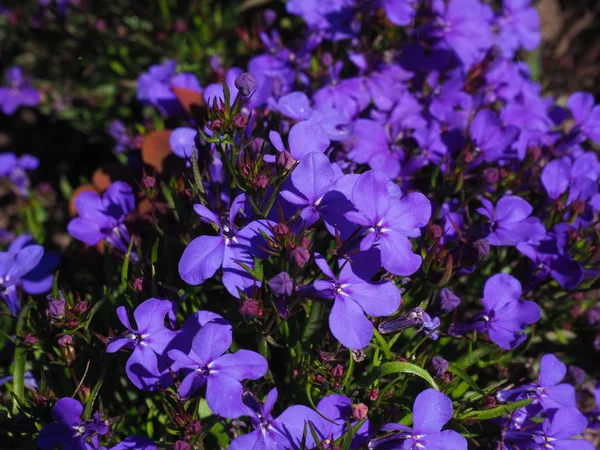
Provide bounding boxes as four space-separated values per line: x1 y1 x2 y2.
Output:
0 0 599 449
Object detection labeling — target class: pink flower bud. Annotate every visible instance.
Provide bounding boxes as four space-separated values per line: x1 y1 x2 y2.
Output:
352 403 368 420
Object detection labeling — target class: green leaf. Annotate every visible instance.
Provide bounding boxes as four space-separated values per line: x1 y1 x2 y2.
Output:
448 363 485 396
366 361 438 390
83 362 108 419
454 346 495 370
12 302 34 414
457 398 534 421
120 237 135 289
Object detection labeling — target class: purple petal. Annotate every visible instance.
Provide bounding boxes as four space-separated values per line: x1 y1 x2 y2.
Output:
547 407 588 439
178 235 225 285
541 384 576 410
314 252 336 280
379 230 422 276
106 336 133 353
288 121 330 159
103 181 135 218
191 321 232 364
291 152 334 203
538 354 567 387
228 432 261 450
178 371 206 398
206 374 248 418
116 305 134 331
278 91 313 120
52 397 83 425
346 280 401 317
222 245 256 298
412 389 452 434
133 298 173 333
37 423 77 450
170 127 197 158
67 218 106 246
420 430 468 450
110 436 157 450
7 245 43 280
212 350 268 380
482 273 522 311
567 92 594 125
541 159 571 200
495 196 533 224
351 171 392 224
386 192 431 236
269 130 286 153
126 345 161 390
274 405 325 449
330 297 373 349
384 0 416 26
193 204 220 226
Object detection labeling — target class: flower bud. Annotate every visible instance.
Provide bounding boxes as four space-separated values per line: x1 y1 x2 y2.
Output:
430 356 449 377
473 239 490 259
269 272 293 297
24 334 37 345
48 299 66 319
74 300 88 314
369 389 379 401
233 113 249 128
291 247 310 268
331 364 344 378
58 335 74 348
352 403 368 420
277 151 296 170
132 277 144 292
240 299 263 317
173 441 190 450
482 167 499 184
437 288 460 313
142 176 156 189
234 72 257 96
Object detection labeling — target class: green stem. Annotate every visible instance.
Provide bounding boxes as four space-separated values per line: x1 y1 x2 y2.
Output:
12 303 33 415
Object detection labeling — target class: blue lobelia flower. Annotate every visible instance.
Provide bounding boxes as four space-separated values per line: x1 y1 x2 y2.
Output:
0 67 40 115
230 387 325 450
167 312 267 418
449 273 540 350
344 170 431 277
38 397 108 450
0 242 44 315
67 181 136 257
106 298 177 390
311 253 401 349
369 389 467 450
0 152 39 196
178 194 273 298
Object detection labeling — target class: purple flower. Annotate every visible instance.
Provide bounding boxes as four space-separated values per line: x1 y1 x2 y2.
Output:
566 92 600 145
230 387 324 449
383 0 417 26
106 298 177 390
280 152 341 227
379 308 440 340
497 354 576 412
107 120 134 154
517 224 583 290
431 356 449 377
494 0 541 58
0 152 39 196
450 273 540 350
38 398 108 450
137 60 201 116
178 195 273 298
312 253 401 349
67 181 136 257
477 195 546 246
541 156 598 207
0 243 44 315
169 127 198 159
345 170 431 276
109 436 156 450
370 389 467 450
435 288 461 314
426 0 494 68
167 313 267 418
503 407 593 450
469 109 520 162
315 393 372 446
203 67 243 106
268 272 293 297
428 72 472 129
0 67 40 115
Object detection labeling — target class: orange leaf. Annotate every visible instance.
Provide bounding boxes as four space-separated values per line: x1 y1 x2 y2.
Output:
142 130 173 173
172 87 205 117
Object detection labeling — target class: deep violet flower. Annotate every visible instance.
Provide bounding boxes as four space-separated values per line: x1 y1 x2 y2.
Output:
67 181 136 257
106 298 177 390
477 195 546 246
0 67 40 115
178 195 273 298
502 407 593 450
229 387 324 449
494 0 541 59
0 243 44 315
369 389 467 450
345 170 431 277
312 253 401 349
566 92 600 145
469 109 520 163
497 354 576 413
167 312 267 418
450 273 540 350
38 398 108 450
0 152 39 196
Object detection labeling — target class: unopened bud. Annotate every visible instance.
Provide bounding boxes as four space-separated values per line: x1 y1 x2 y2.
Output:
331 364 344 378
234 72 257 97
290 247 310 268
352 403 368 420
